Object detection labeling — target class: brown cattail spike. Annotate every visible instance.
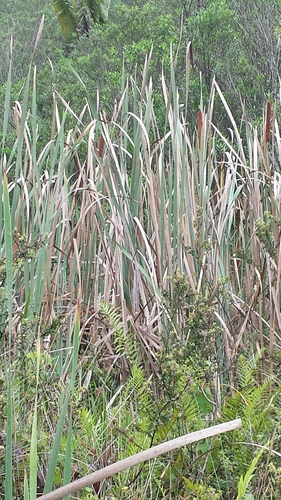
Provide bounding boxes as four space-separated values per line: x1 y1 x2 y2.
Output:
265 101 271 143
189 42 194 67
98 136 105 158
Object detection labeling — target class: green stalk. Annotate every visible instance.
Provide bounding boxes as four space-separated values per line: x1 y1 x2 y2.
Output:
3 171 13 500
44 298 81 493
24 471 30 500
62 412 73 500
29 340 41 499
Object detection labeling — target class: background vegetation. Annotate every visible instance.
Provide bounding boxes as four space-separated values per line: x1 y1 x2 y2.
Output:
1 0 281 499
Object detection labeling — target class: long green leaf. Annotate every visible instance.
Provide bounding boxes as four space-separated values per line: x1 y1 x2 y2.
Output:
236 446 265 500
43 385 72 493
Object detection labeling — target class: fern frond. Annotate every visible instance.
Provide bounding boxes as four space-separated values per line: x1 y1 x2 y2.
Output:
237 351 263 389
123 364 155 416
223 353 281 435
100 301 140 368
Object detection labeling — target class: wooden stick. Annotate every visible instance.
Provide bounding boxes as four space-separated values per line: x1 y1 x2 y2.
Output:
38 418 242 500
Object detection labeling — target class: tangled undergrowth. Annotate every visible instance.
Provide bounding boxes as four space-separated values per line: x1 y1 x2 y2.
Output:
1 37 281 499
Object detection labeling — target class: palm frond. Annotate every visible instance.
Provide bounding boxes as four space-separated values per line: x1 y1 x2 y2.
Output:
53 0 77 41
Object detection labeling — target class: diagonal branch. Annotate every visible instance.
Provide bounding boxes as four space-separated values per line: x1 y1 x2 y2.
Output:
38 418 242 500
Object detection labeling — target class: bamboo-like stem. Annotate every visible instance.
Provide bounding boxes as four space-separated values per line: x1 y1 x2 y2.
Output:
38 419 242 500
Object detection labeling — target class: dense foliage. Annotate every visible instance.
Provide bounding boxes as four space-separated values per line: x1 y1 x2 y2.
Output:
1 1 281 499
1 0 281 132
